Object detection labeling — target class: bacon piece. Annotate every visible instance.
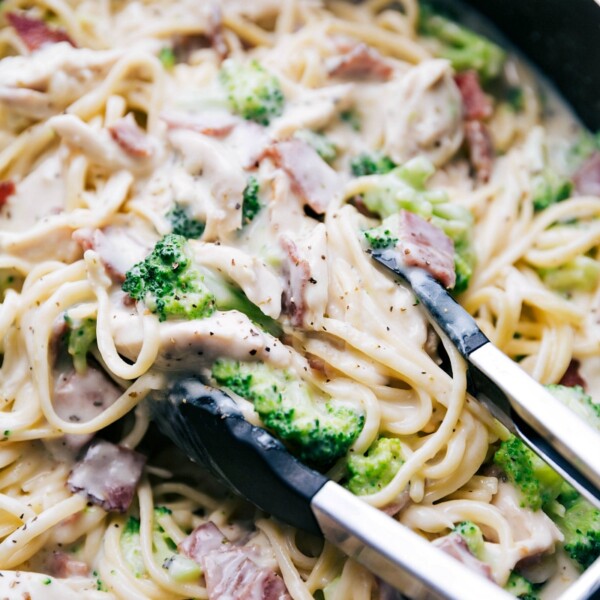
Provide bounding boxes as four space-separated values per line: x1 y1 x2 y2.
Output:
327 43 393 81
67 440 145 512
395 210 456 288
6 12 75 51
454 71 493 121
280 236 311 327
265 139 341 214
464 120 494 182
0 180 16 208
73 226 152 282
559 359 587 389
161 111 238 137
432 533 494 581
202 549 291 600
573 152 600 197
108 114 154 158
48 551 89 578
179 521 291 600
179 522 228 563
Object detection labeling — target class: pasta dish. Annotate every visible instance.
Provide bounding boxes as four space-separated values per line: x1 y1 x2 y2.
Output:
0 0 599 598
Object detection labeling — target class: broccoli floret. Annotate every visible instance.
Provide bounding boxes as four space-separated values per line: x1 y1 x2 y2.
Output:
538 256 600 294
453 521 485 559
122 234 215 322
294 129 337 164
546 384 600 429
506 87 525 113
158 47 176 70
65 316 96 374
531 169 573 212
121 517 145 578
121 508 200 582
167 204 205 239
493 435 563 511
419 4 506 81
363 220 398 250
358 156 475 291
242 176 261 225
504 572 538 599
552 495 600 570
219 60 284 125
345 437 404 496
350 152 396 177
211 360 364 466
339 109 361 132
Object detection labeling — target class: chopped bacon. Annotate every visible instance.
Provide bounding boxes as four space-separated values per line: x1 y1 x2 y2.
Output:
161 111 238 137
573 152 600 197
280 236 311 327
265 139 341 214
327 43 393 81
559 359 587 389
179 521 291 600
0 180 16 208
108 114 154 158
454 71 493 121
203 549 290 600
179 522 228 563
432 533 494 581
395 210 456 288
6 12 76 51
48 551 89 578
464 120 494 183
67 440 145 512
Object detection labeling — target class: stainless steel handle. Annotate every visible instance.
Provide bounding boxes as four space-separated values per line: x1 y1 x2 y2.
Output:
311 481 513 600
470 343 600 509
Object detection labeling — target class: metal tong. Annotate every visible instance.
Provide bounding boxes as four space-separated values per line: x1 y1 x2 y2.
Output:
371 249 600 510
148 380 513 600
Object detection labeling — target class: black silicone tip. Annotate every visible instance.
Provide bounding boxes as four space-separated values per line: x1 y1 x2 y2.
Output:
148 379 327 535
371 250 489 357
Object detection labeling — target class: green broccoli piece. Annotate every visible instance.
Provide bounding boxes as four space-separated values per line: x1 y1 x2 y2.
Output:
538 256 600 294
294 129 337 164
350 152 396 177
506 87 525 113
504 572 539 599
242 176 261 225
419 4 506 81
493 435 563 511
359 156 475 291
531 169 573 212
219 60 284 125
158 48 176 70
121 517 145 578
363 220 398 250
453 521 485 559
546 384 600 429
339 109 361 132
122 234 215 322
65 316 96 374
211 360 364 466
552 494 600 570
345 437 404 496
167 204 205 239
120 508 200 582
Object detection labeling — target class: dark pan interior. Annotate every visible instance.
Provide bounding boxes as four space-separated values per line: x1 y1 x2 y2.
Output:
463 0 600 130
